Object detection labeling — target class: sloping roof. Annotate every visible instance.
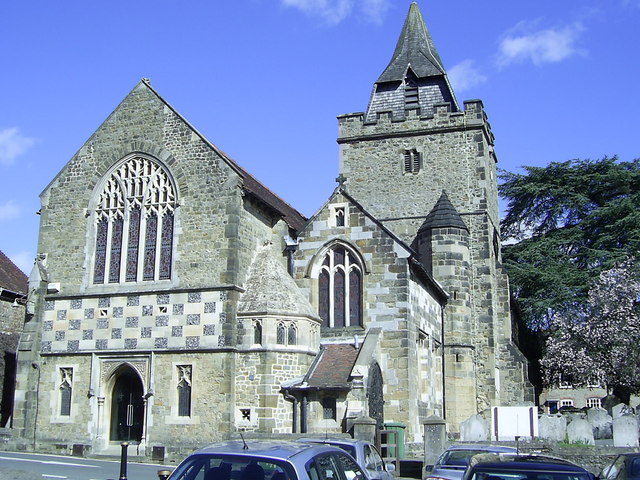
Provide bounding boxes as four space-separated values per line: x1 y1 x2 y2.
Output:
0 251 28 295
305 343 360 389
376 2 446 83
139 80 308 232
41 79 307 233
419 191 468 232
238 245 320 320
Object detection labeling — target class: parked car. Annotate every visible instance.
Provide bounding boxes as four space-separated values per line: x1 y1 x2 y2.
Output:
600 453 640 480
425 444 518 480
167 440 370 480
462 453 594 480
298 438 395 480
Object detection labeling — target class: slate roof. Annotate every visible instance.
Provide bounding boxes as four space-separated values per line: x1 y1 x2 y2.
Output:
305 343 360 389
238 245 320 320
418 191 468 232
0 251 28 295
376 2 446 83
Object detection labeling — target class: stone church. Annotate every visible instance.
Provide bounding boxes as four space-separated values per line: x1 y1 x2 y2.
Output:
11 3 533 458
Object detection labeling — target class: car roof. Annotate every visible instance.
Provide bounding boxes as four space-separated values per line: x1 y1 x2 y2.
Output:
193 440 345 462
469 454 588 472
444 444 518 453
299 438 367 447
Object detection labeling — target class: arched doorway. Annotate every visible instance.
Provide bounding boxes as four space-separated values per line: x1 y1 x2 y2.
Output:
109 365 144 443
367 362 384 429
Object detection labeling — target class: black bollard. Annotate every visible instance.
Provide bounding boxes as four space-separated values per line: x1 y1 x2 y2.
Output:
119 442 129 480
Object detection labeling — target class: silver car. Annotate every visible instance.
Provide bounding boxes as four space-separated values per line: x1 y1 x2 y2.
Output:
425 444 518 480
299 438 395 480
167 440 370 480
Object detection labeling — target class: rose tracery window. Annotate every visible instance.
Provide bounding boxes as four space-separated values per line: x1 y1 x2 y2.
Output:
93 155 176 284
318 245 362 328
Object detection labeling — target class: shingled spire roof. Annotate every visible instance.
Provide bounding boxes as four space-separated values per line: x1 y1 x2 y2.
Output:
419 191 468 232
377 2 446 84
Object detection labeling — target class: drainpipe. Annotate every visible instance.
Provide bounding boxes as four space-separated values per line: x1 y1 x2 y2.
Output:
282 390 298 433
284 244 298 277
301 394 308 433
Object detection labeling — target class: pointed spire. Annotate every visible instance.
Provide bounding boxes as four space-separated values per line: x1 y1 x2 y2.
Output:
377 2 446 84
419 191 468 233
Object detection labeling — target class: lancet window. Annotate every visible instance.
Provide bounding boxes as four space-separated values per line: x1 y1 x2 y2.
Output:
318 245 363 328
177 365 192 417
93 155 176 284
59 367 73 416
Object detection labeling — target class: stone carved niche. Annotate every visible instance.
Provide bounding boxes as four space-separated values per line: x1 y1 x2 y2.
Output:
100 357 149 385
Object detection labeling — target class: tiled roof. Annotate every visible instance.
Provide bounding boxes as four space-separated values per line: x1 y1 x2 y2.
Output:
419 191 468 232
0 250 28 295
377 2 446 83
306 343 360 388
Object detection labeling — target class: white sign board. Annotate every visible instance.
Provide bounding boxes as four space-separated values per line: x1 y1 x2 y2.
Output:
491 406 538 441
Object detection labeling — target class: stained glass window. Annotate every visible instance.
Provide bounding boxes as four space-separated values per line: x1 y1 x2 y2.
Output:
317 244 363 328
92 155 176 284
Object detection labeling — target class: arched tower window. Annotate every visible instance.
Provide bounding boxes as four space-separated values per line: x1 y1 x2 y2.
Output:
253 320 263 345
177 365 192 417
92 155 176 284
318 245 363 328
276 323 286 345
59 367 73 416
287 324 297 346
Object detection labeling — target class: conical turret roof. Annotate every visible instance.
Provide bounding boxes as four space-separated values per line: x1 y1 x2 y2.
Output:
238 245 320 320
377 2 446 84
419 191 468 232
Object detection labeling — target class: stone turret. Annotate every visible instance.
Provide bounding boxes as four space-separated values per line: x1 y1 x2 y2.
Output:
417 192 477 427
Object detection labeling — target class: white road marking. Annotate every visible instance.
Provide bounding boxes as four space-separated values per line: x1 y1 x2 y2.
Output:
0 455 99 468
42 475 67 479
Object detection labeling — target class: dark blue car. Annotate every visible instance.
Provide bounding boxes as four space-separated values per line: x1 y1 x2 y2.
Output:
600 453 640 480
462 454 594 480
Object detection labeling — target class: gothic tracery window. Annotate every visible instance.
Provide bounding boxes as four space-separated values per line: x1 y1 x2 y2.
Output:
59 367 73 416
318 245 363 328
177 365 192 417
93 155 176 284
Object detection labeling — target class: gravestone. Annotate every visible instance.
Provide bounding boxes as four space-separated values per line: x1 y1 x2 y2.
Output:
613 416 639 447
587 407 613 440
566 417 595 445
460 414 488 441
538 414 566 442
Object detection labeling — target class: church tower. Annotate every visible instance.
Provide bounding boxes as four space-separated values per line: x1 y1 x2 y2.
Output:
337 2 533 425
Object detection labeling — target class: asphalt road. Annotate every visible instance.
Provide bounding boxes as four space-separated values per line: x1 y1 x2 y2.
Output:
0 451 173 480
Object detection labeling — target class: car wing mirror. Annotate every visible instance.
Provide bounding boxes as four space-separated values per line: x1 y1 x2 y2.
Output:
386 463 396 473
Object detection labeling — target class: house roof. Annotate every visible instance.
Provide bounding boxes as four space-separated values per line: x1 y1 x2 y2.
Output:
0 251 28 295
304 343 360 389
376 2 446 83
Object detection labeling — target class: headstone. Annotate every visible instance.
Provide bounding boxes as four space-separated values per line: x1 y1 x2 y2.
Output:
460 414 488 442
538 414 567 441
587 407 613 440
566 418 595 445
613 416 639 447
612 403 634 418
602 395 622 416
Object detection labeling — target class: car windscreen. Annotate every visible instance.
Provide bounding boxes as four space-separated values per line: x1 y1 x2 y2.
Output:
442 451 495 467
468 468 592 480
168 454 296 480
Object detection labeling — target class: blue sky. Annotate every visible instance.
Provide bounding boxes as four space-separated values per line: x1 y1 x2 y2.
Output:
1 0 638 275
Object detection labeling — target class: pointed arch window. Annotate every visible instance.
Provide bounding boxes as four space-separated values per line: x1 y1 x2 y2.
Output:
59 367 73 416
318 245 363 328
253 320 263 345
177 365 192 417
276 323 286 345
92 155 176 284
